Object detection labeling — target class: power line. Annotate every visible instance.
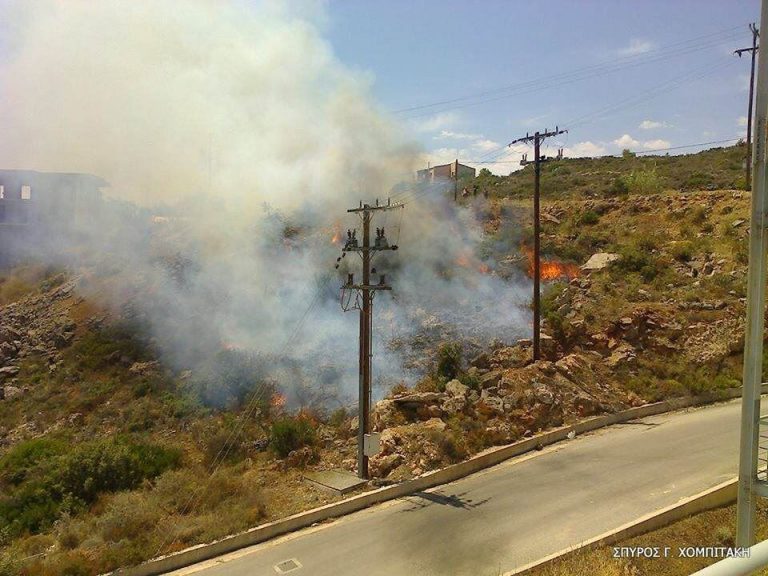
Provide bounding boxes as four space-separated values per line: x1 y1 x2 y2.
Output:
396 25 746 119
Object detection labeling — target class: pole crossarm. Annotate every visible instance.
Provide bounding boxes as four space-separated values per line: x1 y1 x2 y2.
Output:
509 127 567 146
735 46 759 56
347 200 404 213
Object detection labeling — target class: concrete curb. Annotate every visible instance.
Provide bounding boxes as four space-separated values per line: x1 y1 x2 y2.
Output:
505 478 739 575
113 385 763 576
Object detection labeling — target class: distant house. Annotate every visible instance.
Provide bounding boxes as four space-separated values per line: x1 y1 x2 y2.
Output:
0 170 107 228
416 160 476 183
0 170 108 265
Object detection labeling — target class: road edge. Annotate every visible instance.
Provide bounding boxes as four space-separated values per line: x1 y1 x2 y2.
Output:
505 478 738 575
111 385 763 576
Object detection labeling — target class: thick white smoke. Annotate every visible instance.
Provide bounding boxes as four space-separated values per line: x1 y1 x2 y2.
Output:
0 0 531 407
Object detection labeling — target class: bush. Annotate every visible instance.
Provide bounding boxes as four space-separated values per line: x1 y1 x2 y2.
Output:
624 167 662 194
58 440 182 505
270 417 316 458
607 177 629 197
615 245 660 282
669 241 694 262
577 211 600 226
0 437 181 537
435 342 462 383
0 437 66 486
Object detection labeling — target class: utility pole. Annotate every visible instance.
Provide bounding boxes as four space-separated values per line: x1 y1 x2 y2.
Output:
510 128 567 361
340 199 403 479
735 23 760 191
454 158 459 202
737 0 768 548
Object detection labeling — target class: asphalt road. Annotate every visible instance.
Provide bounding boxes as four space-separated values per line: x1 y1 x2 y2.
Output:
171 399 745 576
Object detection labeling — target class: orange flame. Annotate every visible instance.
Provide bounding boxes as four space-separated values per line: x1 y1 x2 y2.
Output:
455 251 492 275
270 393 286 408
522 246 580 281
330 222 342 245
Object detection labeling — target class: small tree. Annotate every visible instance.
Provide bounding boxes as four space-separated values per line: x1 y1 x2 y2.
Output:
436 342 462 383
622 148 636 159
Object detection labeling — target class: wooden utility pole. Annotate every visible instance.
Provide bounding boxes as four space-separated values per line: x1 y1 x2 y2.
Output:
454 158 459 202
341 199 403 479
735 23 760 191
510 128 567 361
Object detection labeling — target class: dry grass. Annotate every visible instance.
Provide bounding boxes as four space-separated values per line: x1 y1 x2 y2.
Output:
527 500 768 576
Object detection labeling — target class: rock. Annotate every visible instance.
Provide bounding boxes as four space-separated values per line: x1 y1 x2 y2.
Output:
2 385 22 400
392 392 442 406
285 446 318 468
470 352 491 370
732 219 746 228
373 399 401 431
445 379 469 397
477 394 505 416
422 417 447 432
479 370 503 387
0 366 19 378
371 453 404 478
582 252 620 271
441 395 467 416
542 213 561 225
129 361 160 376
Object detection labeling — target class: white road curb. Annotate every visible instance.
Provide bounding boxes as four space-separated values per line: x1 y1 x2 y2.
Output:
111 385 763 576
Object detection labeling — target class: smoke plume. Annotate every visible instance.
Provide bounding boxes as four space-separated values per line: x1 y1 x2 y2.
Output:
0 0 531 407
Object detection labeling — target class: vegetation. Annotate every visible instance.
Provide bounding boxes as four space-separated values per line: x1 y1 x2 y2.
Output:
489 143 747 200
528 500 768 576
0 437 181 537
269 416 317 457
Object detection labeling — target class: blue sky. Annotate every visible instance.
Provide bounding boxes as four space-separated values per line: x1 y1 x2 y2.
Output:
325 0 760 174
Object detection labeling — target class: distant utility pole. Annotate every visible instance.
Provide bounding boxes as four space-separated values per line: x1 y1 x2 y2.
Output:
510 127 567 362
735 23 760 191
737 0 768 548
454 158 459 202
340 199 403 479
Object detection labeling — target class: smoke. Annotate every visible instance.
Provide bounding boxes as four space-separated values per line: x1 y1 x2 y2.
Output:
0 0 531 407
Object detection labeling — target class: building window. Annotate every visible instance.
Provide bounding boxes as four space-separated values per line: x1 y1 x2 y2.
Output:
21 185 31 200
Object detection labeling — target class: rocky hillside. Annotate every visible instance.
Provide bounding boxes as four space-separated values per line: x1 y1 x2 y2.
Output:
0 179 756 574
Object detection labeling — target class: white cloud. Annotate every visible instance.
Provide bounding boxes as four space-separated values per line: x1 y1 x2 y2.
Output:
613 134 640 149
619 39 655 56
435 130 481 141
642 139 671 150
472 138 501 152
738 116 748 127
410 112 459 133
639 119 671 130
563 141 606 157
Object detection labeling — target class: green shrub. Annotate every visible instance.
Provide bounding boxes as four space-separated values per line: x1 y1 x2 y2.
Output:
328 407 348 430
0 438 66 486
670 241 694 262
624 167 662 194
615 245 660 281
690 206 708 225
577 211 600 226
435 342 462 383
0 437 181 537
270 417 316 458
607 177 629 197
458 371 482 391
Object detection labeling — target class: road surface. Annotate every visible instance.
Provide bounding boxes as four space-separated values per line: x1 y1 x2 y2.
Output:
171 399 746 576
